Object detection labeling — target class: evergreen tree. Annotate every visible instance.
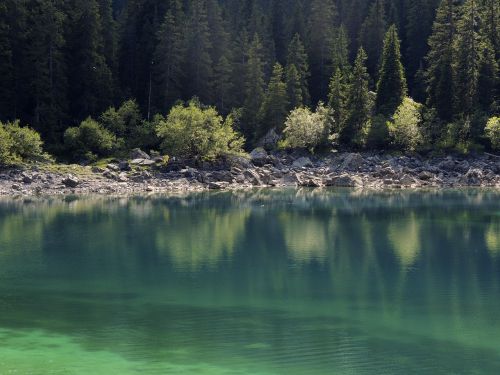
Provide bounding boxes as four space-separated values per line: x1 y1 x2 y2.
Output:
242 34 266 142
97 0 116 72
153 1 185 109
0 3 14 120
184 0 213 103
331 25 350 74
359 0 387 78
344 0 370 58
308 0 338 101
259 63 289 136
328 68 350 133
213 55 233 113
27 0 67 141
453 0 482 116
286 64 303 109
230 28 250 107
478 39 498 111
65 0 113 120
342 48 371 146
376 25 407 116
425 0 458 121
405 0 435 88
286 34 311 105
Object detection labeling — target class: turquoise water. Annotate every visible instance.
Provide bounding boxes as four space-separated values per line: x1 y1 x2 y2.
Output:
0 189 499 374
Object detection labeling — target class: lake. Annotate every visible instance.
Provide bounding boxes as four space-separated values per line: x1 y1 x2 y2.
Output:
0 189 499 374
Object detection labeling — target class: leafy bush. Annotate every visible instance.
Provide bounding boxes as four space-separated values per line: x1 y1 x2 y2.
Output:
485 116 500 150
387 98 424 152
64 117 119 160
156 100 245 160
0 120 47 165
281 103 334 151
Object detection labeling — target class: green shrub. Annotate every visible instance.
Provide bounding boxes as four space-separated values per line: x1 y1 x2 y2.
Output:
387 97 424 152
281 103 334 151
485 116 500 150
156 100 245 160
64 117 119 160
0 120 47 165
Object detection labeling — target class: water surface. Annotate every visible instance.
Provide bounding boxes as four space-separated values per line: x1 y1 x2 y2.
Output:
0 189 499 374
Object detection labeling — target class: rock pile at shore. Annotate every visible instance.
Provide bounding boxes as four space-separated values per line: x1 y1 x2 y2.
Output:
0 149 498 196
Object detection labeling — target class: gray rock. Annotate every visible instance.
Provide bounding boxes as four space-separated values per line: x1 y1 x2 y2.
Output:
119 161 131 171
257 128 281 150
281 173 301 186
130 148 150 160
324 174 363 187
341 153 364 170
21 174 32 184
243 169 262 185
107 163 120 172
418 171 433 180
292 156 313 169
399 174 416 185
130 158 156 166
211 170 233 183
62 174 79 188
91 166 105 173
250 147 269 166
228 156 253 169
208 181 229 190
11 184 22 191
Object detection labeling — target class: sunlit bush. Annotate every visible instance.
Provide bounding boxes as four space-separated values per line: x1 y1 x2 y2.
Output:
156 100 245 160
387 97 424 152
0 120 47 165
281 103 334 151
485 116 500 150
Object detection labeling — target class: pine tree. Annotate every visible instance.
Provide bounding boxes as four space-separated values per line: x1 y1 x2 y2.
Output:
154 1 185 109
308 0 338 101
65 0 113 120
477 39 498 111
425 0 458 121
285 64 303 110
342 48 371 146
0 3 14 120
213 54 233 113
328 68 350 133
97 0 116 72
331 25 350 74
259 63 289 136
376 25 407 116
27 0 67 141
359 0 387 78
286 34 311 106
184 0 213 103
405 0 435 88
344 0 370 58
242 34 266 142
453 0 482 116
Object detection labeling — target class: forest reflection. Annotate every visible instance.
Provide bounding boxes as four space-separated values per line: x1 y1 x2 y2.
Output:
1 189 500 362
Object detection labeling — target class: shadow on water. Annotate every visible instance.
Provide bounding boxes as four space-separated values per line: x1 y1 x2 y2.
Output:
0 189 499 374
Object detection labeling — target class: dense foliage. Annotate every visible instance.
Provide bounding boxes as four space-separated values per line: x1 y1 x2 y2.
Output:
156 100 244 160
0 121 46 165
0 0 498 158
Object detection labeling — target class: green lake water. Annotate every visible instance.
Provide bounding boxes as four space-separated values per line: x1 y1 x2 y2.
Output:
0 189 499 374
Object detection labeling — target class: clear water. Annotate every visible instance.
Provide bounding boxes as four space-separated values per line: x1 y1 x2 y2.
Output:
0 189 499 375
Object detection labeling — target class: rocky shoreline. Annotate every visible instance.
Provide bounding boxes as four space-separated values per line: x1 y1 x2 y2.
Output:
0 149 499 196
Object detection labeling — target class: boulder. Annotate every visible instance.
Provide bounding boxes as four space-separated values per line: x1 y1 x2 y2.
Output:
257 128 281 150
91 166 105 173
228 155 253 169
130 158 156 166
292 156 313 169
250 147 269 166
107 163 120 172
281 173 301 186
418 171 433 180
130 148 150 160
341 153 364 170
21 173 33 184
324 174 363 187
119 160 131 171
243 169 262 185
208 181 229 190
62 174 79 188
